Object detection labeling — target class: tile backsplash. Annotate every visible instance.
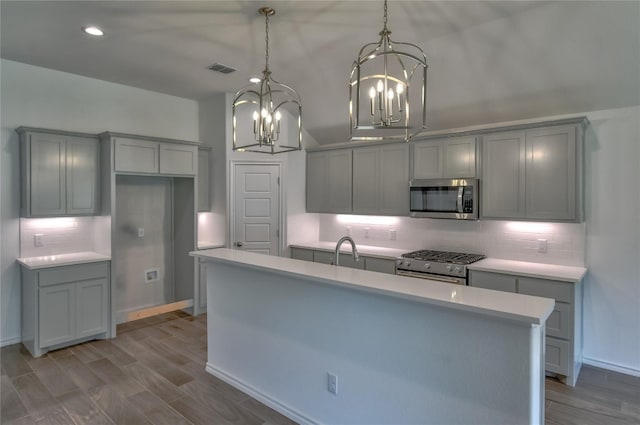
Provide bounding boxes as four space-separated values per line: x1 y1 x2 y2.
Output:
319 215 586 267
20 216 98 258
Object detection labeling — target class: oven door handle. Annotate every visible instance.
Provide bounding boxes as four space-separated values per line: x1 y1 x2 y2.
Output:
396 270 464 285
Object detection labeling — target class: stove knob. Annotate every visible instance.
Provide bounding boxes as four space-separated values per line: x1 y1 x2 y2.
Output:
454 266 462 274
424 263 431 270
446 265 453 272
405 261 411 268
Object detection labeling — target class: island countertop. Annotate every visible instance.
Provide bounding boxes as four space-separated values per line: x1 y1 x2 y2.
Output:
17 251 111 270
192 248 554 325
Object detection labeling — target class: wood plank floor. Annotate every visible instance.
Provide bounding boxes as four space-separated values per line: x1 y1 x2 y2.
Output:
2 310 638 425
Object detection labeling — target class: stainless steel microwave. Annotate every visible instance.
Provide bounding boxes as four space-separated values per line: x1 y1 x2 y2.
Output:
409 178 479 220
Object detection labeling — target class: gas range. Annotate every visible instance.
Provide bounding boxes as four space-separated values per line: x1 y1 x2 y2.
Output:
395 249 486 284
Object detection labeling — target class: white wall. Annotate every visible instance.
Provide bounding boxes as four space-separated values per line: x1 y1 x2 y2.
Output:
582 106 640 375
0 59 199 345
317 106 640 375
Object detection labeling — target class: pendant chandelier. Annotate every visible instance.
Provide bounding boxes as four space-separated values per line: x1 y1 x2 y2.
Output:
349 0 428 141
232 7 303 154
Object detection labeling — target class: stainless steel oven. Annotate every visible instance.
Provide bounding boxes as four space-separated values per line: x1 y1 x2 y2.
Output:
395 250 485 285
409 178 479 220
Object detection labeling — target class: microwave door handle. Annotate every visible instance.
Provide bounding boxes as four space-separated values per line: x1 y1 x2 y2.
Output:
457 187 464 213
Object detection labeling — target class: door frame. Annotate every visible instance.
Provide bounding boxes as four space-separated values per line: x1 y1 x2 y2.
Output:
228 160 286 256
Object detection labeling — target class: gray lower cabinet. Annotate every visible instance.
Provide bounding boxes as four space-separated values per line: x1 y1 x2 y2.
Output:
291 247 396 274
18 127 100 217
21 261 110 357
469 270 582 386
194 258 207 316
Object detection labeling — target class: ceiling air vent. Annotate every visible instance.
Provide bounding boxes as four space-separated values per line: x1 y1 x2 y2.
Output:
208 62 237 74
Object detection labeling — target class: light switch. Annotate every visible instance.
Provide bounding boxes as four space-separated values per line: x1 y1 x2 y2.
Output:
537 239 548 253
138 228 144 237
34 234 44 247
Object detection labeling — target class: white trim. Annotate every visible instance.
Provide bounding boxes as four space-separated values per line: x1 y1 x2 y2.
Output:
205 362 318 425
583 357 640 377
0 336 21 347
228 160 286 256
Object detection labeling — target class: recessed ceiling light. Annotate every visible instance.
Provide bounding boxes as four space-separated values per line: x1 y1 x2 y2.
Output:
82 26 104 37
249 77 261 84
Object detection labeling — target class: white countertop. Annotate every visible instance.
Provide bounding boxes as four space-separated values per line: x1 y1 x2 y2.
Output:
290 241 409 260
468 258 587 283
17 252 111 270
197 241 225 250
192 248 554 325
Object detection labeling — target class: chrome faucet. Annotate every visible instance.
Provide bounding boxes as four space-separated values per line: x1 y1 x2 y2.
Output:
334 236 359 266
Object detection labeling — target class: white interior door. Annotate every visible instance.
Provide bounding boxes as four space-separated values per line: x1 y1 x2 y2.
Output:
233 164 280 255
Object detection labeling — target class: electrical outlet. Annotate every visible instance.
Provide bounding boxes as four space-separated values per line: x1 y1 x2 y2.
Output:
138 227 145 237
364 227 370 238
34 234 44 247
327 372 338 395
389 229 396 240
537 239 548 253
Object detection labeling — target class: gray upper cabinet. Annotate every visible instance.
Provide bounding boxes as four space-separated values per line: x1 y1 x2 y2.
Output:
481 124 583 221
306 150 352 213
197 148 211 212
411 136 477 179
18 128 100 217
353 143 409 215
106 133 198 176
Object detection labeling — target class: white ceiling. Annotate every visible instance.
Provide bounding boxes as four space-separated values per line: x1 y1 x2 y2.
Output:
2 1 639 144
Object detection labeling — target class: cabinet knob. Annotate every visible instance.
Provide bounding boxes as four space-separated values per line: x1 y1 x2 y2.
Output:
235 241 243 247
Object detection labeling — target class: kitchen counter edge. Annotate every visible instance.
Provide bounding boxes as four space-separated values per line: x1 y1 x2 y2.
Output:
17 252 111 270
468 258 587 283
192 248 554 326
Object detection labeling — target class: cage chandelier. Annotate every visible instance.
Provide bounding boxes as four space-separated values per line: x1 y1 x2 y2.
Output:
349 0 428 141
232 7 302 154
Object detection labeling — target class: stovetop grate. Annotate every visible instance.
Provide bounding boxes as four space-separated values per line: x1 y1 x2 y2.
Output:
401 250 485 265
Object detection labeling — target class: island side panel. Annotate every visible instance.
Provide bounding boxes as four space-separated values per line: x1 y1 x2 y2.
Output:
205 261 544 425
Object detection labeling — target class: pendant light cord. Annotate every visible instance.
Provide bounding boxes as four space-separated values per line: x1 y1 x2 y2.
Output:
383 0 388 32
264 12 270 72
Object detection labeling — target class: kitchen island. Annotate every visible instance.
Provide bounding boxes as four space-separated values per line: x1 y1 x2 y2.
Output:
191 248 554 425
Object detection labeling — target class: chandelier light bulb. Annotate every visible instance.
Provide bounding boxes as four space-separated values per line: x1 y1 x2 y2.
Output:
275 111 282 121
261 108 268 118
377 80 384 92
387 89 394 99
252 111 259 120
396 83 404 94
369 87 376 98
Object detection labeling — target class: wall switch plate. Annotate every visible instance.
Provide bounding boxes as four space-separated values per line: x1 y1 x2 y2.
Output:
138 227 145 237
389 229 396 240
364 227 370 238
327 372 338 395
537 239 548 253
34 234 44 247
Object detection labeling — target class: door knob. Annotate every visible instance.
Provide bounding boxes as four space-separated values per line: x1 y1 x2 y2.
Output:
235 241 243 247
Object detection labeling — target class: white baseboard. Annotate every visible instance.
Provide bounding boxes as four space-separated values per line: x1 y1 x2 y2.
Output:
583 357 640 377
0 336 21 348
205 362 319 425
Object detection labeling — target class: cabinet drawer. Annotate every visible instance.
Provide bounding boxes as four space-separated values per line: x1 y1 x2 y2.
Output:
518 277 572 303
313 251 364 269
38 262 109 287
115 138 159 173
159 143 197 175
469 271 517 292
546 302 571 339
291 247 314 262
546 337 570 375
364 257 396 275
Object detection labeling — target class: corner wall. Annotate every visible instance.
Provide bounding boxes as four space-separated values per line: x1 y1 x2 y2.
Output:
0 59 199 345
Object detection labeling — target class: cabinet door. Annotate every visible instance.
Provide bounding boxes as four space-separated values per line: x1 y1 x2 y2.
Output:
412 141 442 179
76 278 108 338
443 136 476 178
39 283 75 347
159 143 197 175
114 138 159 173
66 136 100 215
481 131 526 219
469 271 517 292
291 247 314 262
352 147 379 213
379 144 409 215
364 257 396 274
306 152 329 212
328 150 352 213
525 126 577 220
29 133 66 216
197 149 211 212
